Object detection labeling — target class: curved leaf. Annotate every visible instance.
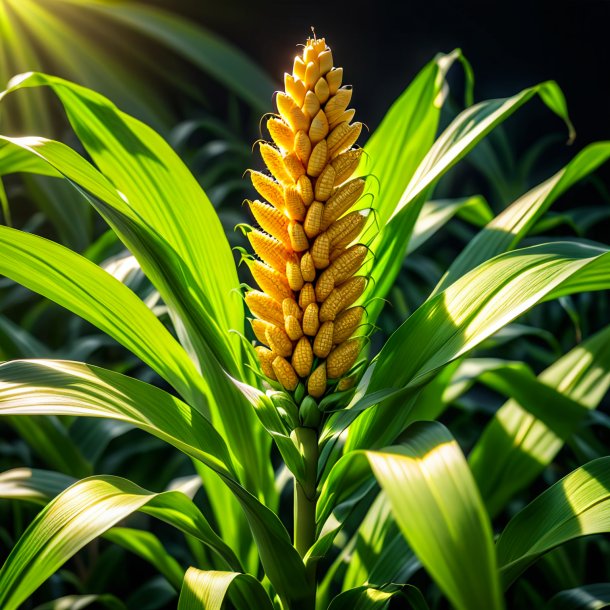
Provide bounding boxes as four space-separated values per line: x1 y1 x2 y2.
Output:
177 567 274 610
365 79 573 323
318 422 503 610
470 323 610 516
0 475 240 610
435 141 610 293
0 359 311 609
0 226 205 409
497 457 610 588
545 584 610 609
347 241 610 451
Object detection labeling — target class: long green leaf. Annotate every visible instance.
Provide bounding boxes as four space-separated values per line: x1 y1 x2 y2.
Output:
435 141 610 293
365 80 573 323
545 584 610 609
0 81 272 503
347 241 610 451
470 324 610 516
0 359 311 609
177 567 274 610
0 475 239 610
318 422 503 610
496 457 610 588
0 226 205 409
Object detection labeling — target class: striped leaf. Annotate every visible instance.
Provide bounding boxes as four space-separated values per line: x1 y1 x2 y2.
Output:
497 457 610 588
177 567 274 610
347 241 610 451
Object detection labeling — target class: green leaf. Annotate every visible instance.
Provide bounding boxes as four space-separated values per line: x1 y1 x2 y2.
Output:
319 422 503 610
0 467 74 503
435 142 610 293
0 77 273 505
545 584 610 609
0 475 240 610
0 225 206 409
497 457 610 588
347 241 610 451
470 323 610 516
0 359 311 609
365 79 573 323
408 195 493 254
177 567 274 610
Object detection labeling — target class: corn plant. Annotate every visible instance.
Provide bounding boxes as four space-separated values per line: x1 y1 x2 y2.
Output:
1 35 610 609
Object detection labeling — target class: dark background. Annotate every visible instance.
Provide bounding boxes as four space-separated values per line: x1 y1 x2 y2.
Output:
158 0 610 148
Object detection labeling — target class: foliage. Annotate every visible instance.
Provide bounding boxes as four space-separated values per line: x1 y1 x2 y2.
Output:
0 33 609 610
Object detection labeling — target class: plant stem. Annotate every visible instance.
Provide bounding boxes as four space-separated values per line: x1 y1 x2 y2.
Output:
293 427 318 580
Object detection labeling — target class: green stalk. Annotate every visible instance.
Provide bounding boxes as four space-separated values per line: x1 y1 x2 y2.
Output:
293 427 318 588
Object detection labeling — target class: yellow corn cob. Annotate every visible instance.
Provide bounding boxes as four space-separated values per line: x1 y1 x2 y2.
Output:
320 178 365 230
285 73 306 106
330 123 362 158
315 165 336 201
276 92 309 132
307 362 327 398
304 201 324 238
327 244 367 284
326 68 342 94
313 321 334 358
329 108 356 131
302 302 320 336
259 142 292 185
284 186 306 221
327 338 361 378
294 130 312 165
299 283 316 309
300 251 316 282
285 314 304 341
314 77 330 104
249 260 293 302
309 109 329 144
331 149 363 184
302 90 321 118
286 258 304 291
325 87 352 124
248 200 290 246
265 325 293 358
315 269 335 302
333 306 364 343
288 221 309 252
250 171 285 209
246 36 368 398
292 336 313 377
297 175 314 205
251 319 271 345
326 211 367 248
248 230 291 273
282 297 303 320
307 140 328 177
267 117 294 152
256 346 277 380
283 151 306 182
245 291 284 327
311 233 330 269
272 356 299 391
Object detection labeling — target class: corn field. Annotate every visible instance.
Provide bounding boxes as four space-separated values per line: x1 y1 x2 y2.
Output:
0 2 609 609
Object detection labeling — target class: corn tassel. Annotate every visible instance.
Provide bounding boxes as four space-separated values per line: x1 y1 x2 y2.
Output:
245 36 369 395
